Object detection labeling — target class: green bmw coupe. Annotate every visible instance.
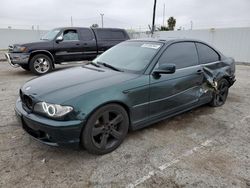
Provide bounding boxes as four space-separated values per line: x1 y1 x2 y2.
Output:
15 39 235 154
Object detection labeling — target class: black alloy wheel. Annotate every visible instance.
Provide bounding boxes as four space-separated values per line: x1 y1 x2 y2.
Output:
209 78 229 107
82 104 129 155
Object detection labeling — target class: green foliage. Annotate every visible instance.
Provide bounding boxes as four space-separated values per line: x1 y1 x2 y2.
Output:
167 17 176 30
157 26 169 31
91 24 99 28
158 17 176 31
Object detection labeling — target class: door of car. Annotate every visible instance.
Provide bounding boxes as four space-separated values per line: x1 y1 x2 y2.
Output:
78 28 98 60
195 42 221 102
54 29 83 62
149 42 203 119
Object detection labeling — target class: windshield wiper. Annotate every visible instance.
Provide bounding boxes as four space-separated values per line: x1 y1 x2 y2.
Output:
87 62 100 67
97 61 123 72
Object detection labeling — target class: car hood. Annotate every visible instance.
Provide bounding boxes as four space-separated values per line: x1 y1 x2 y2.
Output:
21 65 139 104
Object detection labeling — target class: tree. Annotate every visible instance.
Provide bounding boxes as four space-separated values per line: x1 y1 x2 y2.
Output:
157 26 169 31
157 17 176 31
91 24 99 28
167 17 176 30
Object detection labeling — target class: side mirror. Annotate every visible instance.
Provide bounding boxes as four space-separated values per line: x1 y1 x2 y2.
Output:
153 64 176 76
55 36 63 43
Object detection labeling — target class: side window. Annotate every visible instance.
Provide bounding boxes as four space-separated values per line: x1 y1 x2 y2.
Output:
96 30 111 40
79 29 94 40
158 42 198 69
63 30 79 41
111 31 126 39
96 30 125 40
196 43 220 64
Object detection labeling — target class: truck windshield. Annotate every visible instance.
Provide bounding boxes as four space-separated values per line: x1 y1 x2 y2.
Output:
41 29 60 41
93 41 163 73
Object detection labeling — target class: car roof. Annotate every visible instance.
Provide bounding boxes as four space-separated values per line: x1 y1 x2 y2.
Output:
54 27 125 31
128 38 224 57
129 38 206 44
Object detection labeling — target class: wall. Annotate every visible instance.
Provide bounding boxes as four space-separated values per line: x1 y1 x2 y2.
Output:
151 27 250 63
0 29 47 49
0 27 250 62
127 31 151 39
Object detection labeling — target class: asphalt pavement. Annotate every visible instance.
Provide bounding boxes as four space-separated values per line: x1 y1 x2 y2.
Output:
0 61 250 188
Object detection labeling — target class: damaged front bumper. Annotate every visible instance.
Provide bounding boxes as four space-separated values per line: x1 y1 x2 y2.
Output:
5 52 30 67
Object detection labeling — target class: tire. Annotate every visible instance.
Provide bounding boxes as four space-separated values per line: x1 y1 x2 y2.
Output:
29 54 53 75
82 104 129 155
209 78 229 107
20 65 30 71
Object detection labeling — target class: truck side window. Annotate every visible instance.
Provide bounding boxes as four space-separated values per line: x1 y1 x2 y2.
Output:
97 30 125 40
111 31 125 39
63 30 79 41
79 29 94 40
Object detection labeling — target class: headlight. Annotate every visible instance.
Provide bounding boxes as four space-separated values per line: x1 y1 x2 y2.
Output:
14 46 27 52
34 102 73 118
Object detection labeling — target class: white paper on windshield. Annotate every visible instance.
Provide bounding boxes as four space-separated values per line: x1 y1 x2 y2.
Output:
141 44 161 49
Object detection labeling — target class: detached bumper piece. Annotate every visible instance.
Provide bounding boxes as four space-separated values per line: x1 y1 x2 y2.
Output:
15 99 84 147
5 53 30 67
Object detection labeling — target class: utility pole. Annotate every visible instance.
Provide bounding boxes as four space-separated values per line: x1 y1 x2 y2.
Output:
71 16 73 27
151 0 157 34
100 13 104 28
162 3 165 26
190 21 193 30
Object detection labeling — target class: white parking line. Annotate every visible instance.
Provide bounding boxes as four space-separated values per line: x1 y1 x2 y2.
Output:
127 139 213 188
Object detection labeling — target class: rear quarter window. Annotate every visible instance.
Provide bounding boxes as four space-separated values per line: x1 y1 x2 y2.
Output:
96 30 126 40
196 43 220 64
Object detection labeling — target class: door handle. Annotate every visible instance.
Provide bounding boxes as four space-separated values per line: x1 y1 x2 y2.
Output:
196 70 202 74
76 43 80 46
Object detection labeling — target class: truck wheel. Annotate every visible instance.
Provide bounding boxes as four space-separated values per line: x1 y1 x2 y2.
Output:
209 78 229 107
81 104 129 155
29 54 53 75
20 65 30 71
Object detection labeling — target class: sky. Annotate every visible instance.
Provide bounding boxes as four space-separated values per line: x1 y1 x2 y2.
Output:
0 0 250 31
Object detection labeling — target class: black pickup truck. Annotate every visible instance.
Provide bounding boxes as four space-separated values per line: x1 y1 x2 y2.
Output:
5 27 130 75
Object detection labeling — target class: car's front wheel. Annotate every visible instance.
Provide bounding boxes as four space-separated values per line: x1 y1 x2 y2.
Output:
209 78 229 107
82 104 129 155
29 54 53 75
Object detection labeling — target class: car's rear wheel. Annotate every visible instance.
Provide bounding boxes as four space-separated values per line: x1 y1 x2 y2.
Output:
82 104 129 155
209 78 229 107
29 54 53 75
20 64 30 71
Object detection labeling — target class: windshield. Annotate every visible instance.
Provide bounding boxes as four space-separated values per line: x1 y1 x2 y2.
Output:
93 41 163 72
41 29 60 40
